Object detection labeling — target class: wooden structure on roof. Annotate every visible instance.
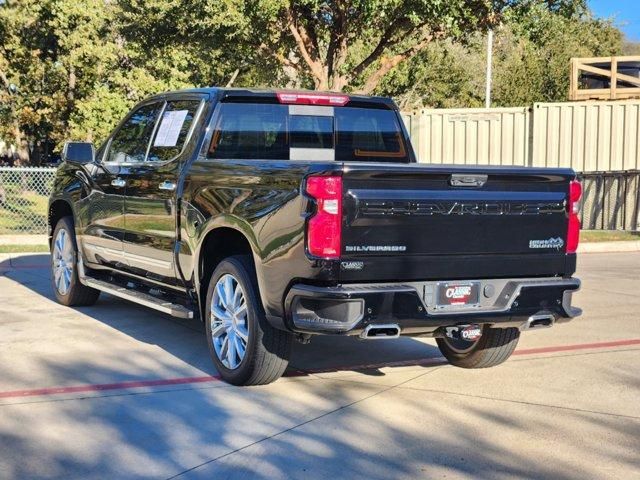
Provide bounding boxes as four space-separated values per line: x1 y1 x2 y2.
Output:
570 56 640 101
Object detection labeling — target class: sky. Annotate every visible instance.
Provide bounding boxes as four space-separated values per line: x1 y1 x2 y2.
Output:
589 0 640 41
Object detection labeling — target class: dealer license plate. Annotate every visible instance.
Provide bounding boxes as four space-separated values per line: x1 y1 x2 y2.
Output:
436 282 480 307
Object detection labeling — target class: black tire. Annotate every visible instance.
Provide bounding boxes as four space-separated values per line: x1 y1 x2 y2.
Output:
50 216 100 307
436 326 520 369
204 255 293 386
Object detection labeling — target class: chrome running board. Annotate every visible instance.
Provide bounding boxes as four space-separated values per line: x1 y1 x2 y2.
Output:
78 260 194 319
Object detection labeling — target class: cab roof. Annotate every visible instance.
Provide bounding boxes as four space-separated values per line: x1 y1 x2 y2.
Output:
145 87 398 110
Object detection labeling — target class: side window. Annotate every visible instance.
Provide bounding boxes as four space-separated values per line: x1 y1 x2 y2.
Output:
335 108 407 161
208 103 288 160
147 99 202 163
105 103 162 164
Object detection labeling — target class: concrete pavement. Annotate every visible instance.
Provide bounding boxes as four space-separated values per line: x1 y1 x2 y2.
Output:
0 253 638 479
0 234 48 245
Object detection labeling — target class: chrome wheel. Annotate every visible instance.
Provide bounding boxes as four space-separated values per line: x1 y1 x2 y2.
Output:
52 228 74 295
210 274 249 370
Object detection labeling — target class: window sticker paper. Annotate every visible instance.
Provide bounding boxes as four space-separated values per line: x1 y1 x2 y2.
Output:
153 110 189 147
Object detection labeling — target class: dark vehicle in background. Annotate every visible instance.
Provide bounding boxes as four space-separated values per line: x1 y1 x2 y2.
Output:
48 88 582 385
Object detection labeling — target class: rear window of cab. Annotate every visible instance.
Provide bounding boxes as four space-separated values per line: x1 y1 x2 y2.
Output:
207 103 409 162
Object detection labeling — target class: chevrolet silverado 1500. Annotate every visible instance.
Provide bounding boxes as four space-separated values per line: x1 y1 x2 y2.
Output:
49 88 582 385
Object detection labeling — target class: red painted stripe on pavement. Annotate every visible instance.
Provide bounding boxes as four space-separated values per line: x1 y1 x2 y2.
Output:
512 338 640 356
0 338 638 400
0 375 221 400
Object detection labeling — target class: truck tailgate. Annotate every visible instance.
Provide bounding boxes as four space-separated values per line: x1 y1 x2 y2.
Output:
339 164 576 282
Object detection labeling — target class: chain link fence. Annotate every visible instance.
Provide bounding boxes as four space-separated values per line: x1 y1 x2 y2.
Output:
0 166 638 235
0 167 57 235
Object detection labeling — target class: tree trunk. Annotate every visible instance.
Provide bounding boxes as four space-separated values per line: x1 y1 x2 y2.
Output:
1 67 31 164
68 66 76 102
330 74 349 92
226 68 241 87
12 127 30 166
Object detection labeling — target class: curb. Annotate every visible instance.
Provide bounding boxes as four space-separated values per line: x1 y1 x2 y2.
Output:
578 241 640 254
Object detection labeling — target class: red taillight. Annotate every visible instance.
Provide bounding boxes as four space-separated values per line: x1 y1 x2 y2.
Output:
305 176 342 258
277 92 349 106
567 180 582 253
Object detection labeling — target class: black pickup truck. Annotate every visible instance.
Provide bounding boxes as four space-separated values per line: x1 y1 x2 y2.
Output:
49 88 582 385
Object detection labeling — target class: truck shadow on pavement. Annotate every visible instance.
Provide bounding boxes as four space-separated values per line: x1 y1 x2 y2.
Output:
0 254 444 378
1 254 638 479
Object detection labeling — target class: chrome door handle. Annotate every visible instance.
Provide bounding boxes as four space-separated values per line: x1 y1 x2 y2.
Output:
159 180 176 191
111 177 126 188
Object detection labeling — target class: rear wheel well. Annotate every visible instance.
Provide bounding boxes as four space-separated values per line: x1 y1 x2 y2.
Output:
48 200 74 247
198 228 255 317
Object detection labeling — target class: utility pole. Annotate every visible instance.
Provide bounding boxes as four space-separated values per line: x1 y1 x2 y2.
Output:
485 29 493 109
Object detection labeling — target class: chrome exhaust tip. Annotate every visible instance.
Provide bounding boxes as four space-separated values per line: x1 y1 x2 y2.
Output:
522 313 555 331
360 323 401 340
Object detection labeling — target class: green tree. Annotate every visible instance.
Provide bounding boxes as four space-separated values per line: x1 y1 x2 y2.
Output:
114 0 251 87
376 0 623 109
0 0 127 163
492 2 622 105
622 41 640 55
376 41 485 110
245 0 510 93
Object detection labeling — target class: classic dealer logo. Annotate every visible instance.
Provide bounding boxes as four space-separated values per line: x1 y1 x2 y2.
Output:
446 285 472 300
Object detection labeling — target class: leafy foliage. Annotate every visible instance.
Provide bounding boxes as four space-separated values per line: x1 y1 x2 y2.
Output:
242 0 509 93
382 1 623 109
494 1 621 105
